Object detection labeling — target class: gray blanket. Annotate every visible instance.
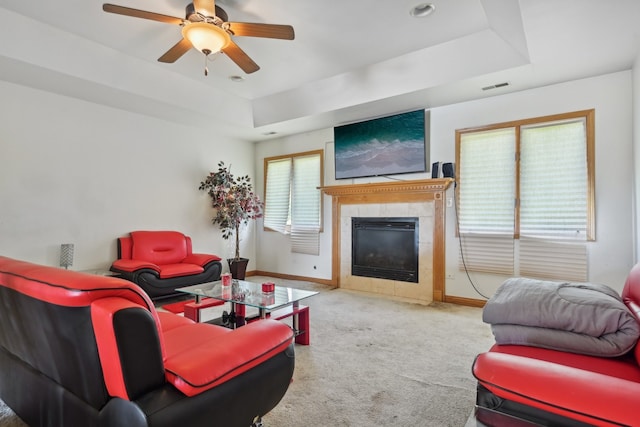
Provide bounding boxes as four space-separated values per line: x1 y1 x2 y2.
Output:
483 277 640 357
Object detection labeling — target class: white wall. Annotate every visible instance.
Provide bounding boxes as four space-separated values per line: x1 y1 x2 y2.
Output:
256 71 636 297
254 131 336 279
253 128 434 280
3 70 635 296
633 53 640 263
0 80 258 271
433 71 634 297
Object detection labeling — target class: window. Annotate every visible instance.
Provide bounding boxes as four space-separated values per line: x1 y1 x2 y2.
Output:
455 110 594 281
264 150 324 255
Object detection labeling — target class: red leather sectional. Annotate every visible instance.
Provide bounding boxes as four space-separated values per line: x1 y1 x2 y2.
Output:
472 264 640 426
0 256 295 427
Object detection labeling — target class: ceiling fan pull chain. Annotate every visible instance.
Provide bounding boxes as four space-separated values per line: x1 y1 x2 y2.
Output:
203 48 211 76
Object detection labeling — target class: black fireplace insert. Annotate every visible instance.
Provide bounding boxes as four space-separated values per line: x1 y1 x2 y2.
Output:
351 217 419 283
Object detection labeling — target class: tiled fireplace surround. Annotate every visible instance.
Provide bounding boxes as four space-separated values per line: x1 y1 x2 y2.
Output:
321 179 453 305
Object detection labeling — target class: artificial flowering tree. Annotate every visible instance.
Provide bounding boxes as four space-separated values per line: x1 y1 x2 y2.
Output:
199 161 264 278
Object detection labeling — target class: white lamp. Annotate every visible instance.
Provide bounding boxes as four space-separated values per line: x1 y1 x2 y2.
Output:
182 22 230 55
60 243 74 269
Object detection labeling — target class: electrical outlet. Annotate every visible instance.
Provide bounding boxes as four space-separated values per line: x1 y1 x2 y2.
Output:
446 272 455 279
446 197 453 208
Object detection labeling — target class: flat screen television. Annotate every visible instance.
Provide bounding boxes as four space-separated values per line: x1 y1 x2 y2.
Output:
334 109 427 180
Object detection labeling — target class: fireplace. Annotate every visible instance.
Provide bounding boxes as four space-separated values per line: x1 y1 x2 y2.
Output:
351 217 419 283
322 179 453 304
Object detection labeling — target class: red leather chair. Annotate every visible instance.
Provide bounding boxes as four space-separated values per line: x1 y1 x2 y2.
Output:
110 230 222 300
472 265 640 426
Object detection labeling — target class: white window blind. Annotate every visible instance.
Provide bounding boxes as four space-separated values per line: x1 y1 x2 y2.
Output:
264 158 292 233
456 111 592 282
290 154 322 255
264 151 323 255
458 234 514 275
520 119 588 239
458 128 516 274
519 237 587 282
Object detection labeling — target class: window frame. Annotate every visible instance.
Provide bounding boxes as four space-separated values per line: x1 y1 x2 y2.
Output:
263 149 324 233
455 109 595 241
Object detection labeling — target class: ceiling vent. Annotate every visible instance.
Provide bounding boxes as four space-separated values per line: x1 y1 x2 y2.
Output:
482 82 510 91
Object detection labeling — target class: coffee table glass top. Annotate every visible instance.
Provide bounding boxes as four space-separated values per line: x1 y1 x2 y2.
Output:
176 279 318 310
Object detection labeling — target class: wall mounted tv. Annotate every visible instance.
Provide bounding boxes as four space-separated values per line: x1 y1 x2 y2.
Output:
334 109 428 180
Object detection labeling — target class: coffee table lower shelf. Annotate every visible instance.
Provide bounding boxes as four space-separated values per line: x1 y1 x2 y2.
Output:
183 299 311 345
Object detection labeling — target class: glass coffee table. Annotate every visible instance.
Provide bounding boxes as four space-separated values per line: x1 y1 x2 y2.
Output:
176 279 318 345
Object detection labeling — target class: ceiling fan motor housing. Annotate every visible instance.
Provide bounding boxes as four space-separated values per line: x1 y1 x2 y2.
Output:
185 3 228 22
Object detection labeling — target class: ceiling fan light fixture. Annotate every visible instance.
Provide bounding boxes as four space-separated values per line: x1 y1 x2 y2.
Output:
410 3 436 18
182 22 230 54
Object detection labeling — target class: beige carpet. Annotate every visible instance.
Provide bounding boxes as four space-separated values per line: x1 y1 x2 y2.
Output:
261 280 494 426
0 278 495 426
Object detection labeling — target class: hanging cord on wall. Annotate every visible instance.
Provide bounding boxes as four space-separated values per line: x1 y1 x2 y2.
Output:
380 174 407 181
451 183 491 300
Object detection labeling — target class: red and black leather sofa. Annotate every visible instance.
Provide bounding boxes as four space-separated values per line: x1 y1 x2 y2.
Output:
0 256 294 427
110 230 222 300
471 264 640 426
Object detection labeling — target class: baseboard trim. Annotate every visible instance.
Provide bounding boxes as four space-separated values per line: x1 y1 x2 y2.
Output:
248 270 485 307
249 270 335 287
444 295 487 308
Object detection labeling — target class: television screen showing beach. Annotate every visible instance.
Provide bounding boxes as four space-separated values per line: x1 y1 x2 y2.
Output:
334 110 426 179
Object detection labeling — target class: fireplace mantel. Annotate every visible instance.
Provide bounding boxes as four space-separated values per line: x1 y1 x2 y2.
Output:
321 179 453 302
320 179 452 199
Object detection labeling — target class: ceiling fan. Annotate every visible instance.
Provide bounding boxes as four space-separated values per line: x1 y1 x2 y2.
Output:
102 0 295 75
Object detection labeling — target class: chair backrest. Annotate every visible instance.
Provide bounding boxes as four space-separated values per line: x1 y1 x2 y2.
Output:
622 263 640 315
621 263 640 364
0 257 165 409
119 231 193 264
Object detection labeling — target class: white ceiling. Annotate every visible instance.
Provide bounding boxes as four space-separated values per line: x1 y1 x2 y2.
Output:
0 0 639 141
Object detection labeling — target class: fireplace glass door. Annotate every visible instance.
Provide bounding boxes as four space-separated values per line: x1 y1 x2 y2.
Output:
351 217 419 283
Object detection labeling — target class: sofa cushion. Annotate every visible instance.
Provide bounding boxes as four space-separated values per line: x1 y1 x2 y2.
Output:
158 263 205 279
487 344 640 382
111 259 161 273
156 311 196 333
131 231 188 265
162 320 294 396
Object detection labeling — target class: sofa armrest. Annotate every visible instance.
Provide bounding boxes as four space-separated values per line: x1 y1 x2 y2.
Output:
473 351 640 425
111 259 160 274
183 253 222 266
163 320 294 397
92 298 165 400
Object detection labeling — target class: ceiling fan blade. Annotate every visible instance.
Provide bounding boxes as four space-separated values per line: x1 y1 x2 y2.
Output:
222 41 260 74
227 22 295 40
103 4 183 25
158 38 193 63
193 0 216 17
